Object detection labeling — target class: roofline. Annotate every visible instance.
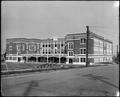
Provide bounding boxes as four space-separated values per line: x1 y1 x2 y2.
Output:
66 32 112 43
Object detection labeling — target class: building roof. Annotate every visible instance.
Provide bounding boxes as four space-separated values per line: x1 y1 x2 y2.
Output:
6 32 112 44
66 32 112 43
6 38 42 43
6 37 66 43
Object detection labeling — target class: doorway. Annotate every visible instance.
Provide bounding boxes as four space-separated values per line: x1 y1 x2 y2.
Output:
69 58 73 63
18 57 21 62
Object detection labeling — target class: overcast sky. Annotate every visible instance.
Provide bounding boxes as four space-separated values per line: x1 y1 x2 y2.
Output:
1 1 119 53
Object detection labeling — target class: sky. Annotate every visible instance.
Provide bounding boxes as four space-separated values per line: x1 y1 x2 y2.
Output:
1 1 119 54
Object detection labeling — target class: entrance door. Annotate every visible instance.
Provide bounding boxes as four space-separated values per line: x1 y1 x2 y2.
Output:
18 57 21 62
69 58 73 63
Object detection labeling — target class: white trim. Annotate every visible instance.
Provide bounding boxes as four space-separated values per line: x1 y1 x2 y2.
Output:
6 60 18 62
73 62 86 65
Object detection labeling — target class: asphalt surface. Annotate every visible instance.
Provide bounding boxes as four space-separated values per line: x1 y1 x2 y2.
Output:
1 64 119 96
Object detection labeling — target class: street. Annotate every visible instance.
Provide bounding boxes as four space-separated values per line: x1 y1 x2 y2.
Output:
1 64 119 96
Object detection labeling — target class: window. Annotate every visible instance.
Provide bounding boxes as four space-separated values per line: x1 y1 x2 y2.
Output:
94 38 99 46
6 57 9 60
61 44 63 47
9 45 12 51
74 58 79 62
26 43 28 49
9 57 12 60
55 49 57 54
100 41 103 47
80 38 86 44
61 49 64 54
81 58 86 62
37 44 39 49
29 44 34 51
80 48 86 54
55 44 57 47
68 51 74 56
34 45 36 51
22 44 25 51
17 44 21 51
13 57 17 60
68 42 73 50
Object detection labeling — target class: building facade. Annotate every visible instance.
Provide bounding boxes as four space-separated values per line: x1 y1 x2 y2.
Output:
5 32 113 65
65 32 113 65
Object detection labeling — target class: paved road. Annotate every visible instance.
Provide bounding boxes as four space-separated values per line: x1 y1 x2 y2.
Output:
1 64 119 96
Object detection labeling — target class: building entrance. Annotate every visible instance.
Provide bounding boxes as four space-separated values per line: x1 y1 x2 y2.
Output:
18 57 21 62
69 58 73 63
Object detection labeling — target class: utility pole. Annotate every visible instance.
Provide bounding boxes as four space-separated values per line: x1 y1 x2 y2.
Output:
86 26 90 67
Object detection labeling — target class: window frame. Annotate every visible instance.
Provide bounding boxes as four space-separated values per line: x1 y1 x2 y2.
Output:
68 51 74 56
80 38 86 44
81 58 86 62
80 48 86 54
68 42 74 50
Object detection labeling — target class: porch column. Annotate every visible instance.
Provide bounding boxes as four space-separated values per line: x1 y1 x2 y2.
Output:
36 56 38 62
26 56 28 62
66 58 69 64
59 54 61 64
59 41 61 64
79 57 81 64
47 54 48 63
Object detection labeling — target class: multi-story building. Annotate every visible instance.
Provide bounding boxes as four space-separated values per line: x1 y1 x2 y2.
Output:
6 38 67 63
5 32 113 65
65 32 113 65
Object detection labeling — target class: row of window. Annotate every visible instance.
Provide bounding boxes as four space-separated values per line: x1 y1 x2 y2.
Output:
68 43 74 50
6 56 86 62
94 40 112 49
16 44 64 52
73 58 86 62
42 44 64 47
42 51 64 54
68 38 86 50
68 48 86 56
6 57 17 60
81 38 86 44
94 57 112 62
81 58 86 62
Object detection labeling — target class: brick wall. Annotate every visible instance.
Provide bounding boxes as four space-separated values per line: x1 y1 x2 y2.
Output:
88 38 94 54
74 40 80 54
6 42 17 54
